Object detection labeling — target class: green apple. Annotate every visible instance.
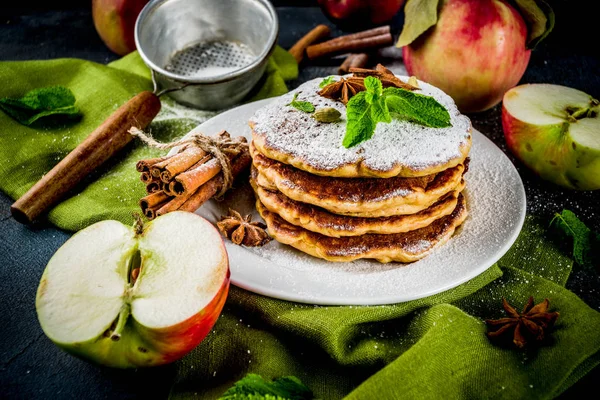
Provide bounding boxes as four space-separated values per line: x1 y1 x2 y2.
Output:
502 83 600 190
36 211 230 368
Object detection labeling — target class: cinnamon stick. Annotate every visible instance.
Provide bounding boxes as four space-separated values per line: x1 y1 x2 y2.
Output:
327 26 390 43
140 171 154 184
179 151 252 212
339 53 369 74
155 187 197 218
10 91 161 224
306 32 393 60
288 24 331 63
146 181 162 194
143 200 170 220
158 147 207 182
136 155 172 173
140 191 172 211
172 152 237 196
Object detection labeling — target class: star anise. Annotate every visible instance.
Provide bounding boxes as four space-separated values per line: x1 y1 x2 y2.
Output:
318 77 366 104
318 64 420 105
217 208 272 247
486 297 559 349
349 63 419 91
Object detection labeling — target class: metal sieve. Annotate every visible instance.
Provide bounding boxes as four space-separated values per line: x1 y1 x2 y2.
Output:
135 0 279 111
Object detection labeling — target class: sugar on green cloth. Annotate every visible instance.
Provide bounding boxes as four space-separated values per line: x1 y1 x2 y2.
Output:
169 216 600 400
0 46 297 231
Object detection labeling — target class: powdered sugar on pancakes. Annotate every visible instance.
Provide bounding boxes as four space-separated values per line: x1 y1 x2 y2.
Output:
250 76 471 176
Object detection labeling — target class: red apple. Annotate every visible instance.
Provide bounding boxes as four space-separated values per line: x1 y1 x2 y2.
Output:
318 0 406 31
401 0 531 113
502 84 600 190
92 0 149 56
36 211 230 368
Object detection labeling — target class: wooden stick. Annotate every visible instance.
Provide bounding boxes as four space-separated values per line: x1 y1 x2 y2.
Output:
10 91 161 224
339 53 369 74
288 24 331 63
306 32 393 60
179 151 252 212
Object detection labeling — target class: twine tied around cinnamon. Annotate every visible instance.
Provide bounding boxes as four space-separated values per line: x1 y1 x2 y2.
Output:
128 127 248 199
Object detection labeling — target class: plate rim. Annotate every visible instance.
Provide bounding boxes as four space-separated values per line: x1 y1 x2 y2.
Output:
174 97 526 306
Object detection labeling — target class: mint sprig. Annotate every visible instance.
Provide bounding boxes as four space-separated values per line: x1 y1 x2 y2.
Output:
219 373 314 400
550 210 600 268
287 93 315 113
319 76 336 88
342 76 451 148
0 85 81 126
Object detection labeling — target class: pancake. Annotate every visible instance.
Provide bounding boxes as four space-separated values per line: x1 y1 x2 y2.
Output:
249 76 471 178
251 176 462 237
251 143 465 217
256 194 468 263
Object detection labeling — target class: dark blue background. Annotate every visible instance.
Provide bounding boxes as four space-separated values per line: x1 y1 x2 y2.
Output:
1 2 598 399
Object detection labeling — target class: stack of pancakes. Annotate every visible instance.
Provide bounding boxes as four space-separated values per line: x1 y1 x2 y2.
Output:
248 76 472 263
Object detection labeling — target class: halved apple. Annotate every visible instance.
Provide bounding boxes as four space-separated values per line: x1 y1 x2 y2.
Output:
36 211 230 368
502 83 600 190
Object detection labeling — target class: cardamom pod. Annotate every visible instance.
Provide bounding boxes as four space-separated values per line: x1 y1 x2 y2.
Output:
312 107 341 123
407 76 419 88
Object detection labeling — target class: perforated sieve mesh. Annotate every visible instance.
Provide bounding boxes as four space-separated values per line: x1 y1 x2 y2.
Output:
164 40 256 78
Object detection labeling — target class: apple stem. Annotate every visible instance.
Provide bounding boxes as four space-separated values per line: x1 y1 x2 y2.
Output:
110 303 130 342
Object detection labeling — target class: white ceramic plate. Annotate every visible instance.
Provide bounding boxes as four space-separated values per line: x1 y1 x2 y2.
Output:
170 98 526 306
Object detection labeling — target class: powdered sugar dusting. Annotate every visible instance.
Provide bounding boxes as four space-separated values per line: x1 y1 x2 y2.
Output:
250 76 471 173
180 97 525 305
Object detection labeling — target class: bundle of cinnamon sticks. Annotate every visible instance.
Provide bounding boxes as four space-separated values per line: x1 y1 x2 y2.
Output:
137 131 251 220
288 24 393 74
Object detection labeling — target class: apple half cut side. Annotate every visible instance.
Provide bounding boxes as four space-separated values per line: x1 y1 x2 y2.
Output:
502 84 600 190
36 211 230 368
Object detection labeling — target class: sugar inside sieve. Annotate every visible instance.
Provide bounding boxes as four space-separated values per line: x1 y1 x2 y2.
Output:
135 0 279 110
165 40 256 79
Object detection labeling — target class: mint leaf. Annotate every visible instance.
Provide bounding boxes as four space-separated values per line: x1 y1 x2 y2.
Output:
363 76 383 96
219 373 313 400
343 92 377 148
319 76 336 88
342 76 452 148
0 85 81 126
550 210 600 268
287 93 315 113
383 87 451 128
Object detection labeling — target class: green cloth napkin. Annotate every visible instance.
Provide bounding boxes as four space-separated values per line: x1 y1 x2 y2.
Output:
0 46 297 231
169 216 600 399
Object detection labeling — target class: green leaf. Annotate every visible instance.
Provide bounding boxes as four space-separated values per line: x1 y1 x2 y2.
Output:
219 373 313 400
287 93 315 113
511 0 555 49
319 76 336 88
550 210 600 268
0 85 81 126
343 91 377 148
363 76 383 96
383 87 451 128
396 0 441 47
